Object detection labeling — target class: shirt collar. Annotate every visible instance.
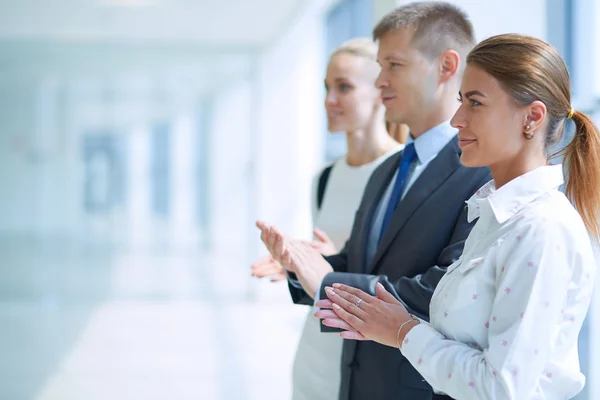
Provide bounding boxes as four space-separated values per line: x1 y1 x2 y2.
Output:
406 120 457 164
466 164 565 223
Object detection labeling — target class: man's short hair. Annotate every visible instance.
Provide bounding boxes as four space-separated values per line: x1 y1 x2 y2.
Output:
373 1 475 60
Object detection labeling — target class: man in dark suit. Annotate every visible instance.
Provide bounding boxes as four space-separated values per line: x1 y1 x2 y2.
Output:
258 2 491 400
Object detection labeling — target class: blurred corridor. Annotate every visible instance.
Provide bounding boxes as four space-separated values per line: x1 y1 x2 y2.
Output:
0 236 306 399
1 0 600 399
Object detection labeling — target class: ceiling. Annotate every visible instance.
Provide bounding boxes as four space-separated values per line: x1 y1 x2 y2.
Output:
0 0 306 48
0 0 315 93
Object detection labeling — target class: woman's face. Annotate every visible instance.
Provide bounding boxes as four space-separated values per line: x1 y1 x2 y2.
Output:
451 64 531 169
324 53 381 133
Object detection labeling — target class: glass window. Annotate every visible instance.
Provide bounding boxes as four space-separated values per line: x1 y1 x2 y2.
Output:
151 122 171 217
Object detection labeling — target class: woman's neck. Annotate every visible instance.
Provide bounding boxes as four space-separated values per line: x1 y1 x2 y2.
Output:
490 151 548 189
345 123 399 167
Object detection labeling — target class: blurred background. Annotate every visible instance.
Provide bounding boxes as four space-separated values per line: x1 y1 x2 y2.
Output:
0 0 598 399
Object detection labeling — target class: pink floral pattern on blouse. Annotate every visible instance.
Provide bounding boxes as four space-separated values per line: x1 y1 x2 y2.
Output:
400 165 596 399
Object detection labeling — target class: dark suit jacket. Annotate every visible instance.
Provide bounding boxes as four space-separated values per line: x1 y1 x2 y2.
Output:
289 136 492 400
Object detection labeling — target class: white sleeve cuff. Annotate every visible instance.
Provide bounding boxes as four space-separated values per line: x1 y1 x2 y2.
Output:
400 322 444 363
313 282 322 304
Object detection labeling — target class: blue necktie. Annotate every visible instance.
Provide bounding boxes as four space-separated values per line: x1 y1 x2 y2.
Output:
379 142 417 243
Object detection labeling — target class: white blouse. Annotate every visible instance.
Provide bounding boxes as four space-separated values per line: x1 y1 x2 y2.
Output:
401 164 596 400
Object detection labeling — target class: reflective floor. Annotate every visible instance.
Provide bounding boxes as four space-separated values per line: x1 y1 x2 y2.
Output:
0 236 306 400
0 235 595 400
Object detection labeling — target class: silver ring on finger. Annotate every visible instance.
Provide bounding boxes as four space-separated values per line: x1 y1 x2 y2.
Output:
355 298 363 308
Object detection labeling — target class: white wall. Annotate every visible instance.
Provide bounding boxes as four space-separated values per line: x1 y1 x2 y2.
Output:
252 0 336 252
206 81 253 251
0 76 81 236
0 80 39 234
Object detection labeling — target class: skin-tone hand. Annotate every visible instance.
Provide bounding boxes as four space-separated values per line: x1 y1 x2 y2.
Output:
250 227 337 283
283 239 334 298
256 221 333 298
314 282 419 348
256 221 294 270
250 255 287 282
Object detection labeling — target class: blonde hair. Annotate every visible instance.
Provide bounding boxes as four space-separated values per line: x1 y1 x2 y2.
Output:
329 38 380 81
331 37 378 61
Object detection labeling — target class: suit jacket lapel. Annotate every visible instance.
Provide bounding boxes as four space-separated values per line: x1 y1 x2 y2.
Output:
369 137 461 271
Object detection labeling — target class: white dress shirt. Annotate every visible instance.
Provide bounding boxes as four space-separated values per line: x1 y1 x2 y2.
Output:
401 164 596 399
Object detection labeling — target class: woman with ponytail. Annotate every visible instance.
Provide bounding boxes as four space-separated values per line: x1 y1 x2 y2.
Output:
309 34 600 399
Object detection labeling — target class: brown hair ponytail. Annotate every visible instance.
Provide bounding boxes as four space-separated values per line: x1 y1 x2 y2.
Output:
563 110 600 238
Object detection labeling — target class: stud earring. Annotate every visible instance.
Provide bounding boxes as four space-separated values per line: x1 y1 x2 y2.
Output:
523 125 533 140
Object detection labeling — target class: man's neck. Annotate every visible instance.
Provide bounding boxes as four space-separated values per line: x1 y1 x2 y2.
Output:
409 101 458 137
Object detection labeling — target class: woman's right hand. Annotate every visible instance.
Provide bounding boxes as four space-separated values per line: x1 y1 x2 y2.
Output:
250 255 287 282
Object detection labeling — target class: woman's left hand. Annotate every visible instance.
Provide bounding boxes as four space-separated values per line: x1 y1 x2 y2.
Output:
314 282 414 348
